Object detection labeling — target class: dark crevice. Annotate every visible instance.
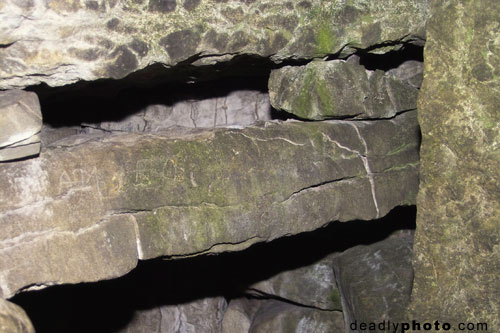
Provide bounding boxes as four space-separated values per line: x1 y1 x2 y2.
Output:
281 175 358 203
25 41 423 129
245 289 340 312
0 41 16 48
354 42 424 71
10 205 416 333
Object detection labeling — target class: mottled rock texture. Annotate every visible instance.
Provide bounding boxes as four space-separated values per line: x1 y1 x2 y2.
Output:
117 297 226 333
333 230 414 330
82 90 271 133
0 112 419 298
411 0 500 330
0 298 34 333
0 0 428 89
249 258 341 311
222 298 344 333
0 90 42 161
269 60 419 120
248 300 344 333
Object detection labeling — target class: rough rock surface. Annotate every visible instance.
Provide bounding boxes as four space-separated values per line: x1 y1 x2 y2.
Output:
333 230 414 330
249 258 341 311
410 0 500 329
222 298 344 333
269 60 419 120
0 90 42 162
0 112 419 298
249 300 344 333
0 298 34 333
117 297 226 333
81 90 271 133
0 0 428 89
386 60 424 89
222 298 256 333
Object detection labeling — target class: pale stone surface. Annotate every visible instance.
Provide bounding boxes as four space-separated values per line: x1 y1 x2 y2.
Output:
249 300 344 333
0 112 419 298
222 298 255 333
333 230 414 330
0 0 429 89
249 259 341 311
0 90 42 161
386 60 424 89
0 298 34 333
410 0 500 329
81 90 271 133
269 60 419 120
118 297 226 333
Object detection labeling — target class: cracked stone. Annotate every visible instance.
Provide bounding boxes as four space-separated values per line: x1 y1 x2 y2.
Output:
0 90 42 162
0 112 419 298
0 0 428 89
269 60 419 120
333 230 414 326
228 299 345 333
116 297 227 333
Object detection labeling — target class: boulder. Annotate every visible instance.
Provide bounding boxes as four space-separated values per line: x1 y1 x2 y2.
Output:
0 298 34 333
269 60 419 120
0 0 429 89
0 111 419 298
411 0 500 329
0 90 42 161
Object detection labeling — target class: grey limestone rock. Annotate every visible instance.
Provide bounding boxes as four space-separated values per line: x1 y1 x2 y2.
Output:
0 0 429 89
222 298 344 333
386 60 424 89
0 112 419 298
269 60 419 120
333 230 414 331
81 90 271 133
249 300 344 333
410 0 500 329
118 297 227 333
0 90 42 161
249 259 341 311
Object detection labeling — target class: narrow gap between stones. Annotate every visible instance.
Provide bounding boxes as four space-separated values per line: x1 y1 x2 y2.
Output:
10 206 416 333
25 43 423 135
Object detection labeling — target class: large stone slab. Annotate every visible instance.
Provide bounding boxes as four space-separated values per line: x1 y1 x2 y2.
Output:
0 0 428 89
269 60 419 120
410 0 500 330
0 90 42 161
0 112 419 298
81 90 271 133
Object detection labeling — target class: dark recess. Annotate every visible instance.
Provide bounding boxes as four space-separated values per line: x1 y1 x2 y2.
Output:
26 44 423 127
355 42 424 71
11 206 416 333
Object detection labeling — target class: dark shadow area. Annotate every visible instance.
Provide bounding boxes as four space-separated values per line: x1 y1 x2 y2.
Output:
356 42 424 71
27 55 291 127
11 206 416 333
26 43 423 129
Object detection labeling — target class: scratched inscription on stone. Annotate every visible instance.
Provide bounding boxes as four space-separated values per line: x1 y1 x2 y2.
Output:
134 157 185 188
58 166 103 197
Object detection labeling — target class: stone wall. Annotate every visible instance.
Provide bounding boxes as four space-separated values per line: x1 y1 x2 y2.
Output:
1 0 497 332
